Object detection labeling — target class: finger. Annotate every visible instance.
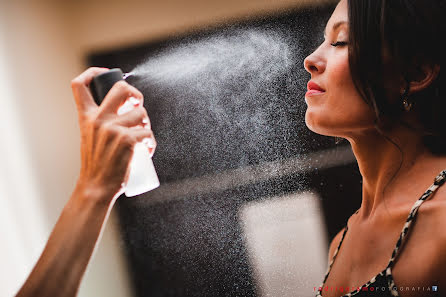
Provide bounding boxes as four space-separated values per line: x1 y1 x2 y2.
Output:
116 97 145 116
98 80 144 116
142 117 151 131
128 127 155 144
114 106 150 128
71 67 109 114
142 136 157 158
142 135 156 149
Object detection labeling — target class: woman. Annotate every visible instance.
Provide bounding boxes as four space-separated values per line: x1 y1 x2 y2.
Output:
15 67 156 297
305 0 446 296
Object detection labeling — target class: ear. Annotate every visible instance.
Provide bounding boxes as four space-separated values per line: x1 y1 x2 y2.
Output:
408 64 440 94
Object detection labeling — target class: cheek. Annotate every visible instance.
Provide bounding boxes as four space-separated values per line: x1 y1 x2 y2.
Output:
330 50 352 94
305 52 376 136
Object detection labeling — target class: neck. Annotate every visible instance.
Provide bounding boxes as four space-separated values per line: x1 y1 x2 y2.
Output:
345 125 432 222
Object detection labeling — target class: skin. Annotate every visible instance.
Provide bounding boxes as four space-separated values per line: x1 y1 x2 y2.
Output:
304 1 446 296
12 3 446 296
15 67 157 297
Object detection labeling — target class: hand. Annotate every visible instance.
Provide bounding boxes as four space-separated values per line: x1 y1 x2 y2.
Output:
71 67 156 201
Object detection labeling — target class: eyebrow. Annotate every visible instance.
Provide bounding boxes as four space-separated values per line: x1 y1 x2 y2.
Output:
324 20 348 38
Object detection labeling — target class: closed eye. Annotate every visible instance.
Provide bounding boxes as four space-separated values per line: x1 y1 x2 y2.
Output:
331 41 348 47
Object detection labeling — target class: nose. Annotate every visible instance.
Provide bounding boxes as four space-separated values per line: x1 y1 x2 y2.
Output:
304 48 325 75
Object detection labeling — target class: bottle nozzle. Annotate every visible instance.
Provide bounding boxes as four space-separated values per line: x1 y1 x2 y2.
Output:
123 72 133 80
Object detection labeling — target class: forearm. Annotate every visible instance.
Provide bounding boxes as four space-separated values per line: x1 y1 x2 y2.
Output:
15 67 155 297
16 184 117 297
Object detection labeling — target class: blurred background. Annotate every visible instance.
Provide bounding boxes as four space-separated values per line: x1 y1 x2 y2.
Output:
0 0 363 296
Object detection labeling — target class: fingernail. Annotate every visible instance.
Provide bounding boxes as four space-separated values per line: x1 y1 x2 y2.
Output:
129 97 140 106
142 137 156 148
142 118 149 124
148 147 154 158
117 100 135 115
143 123 151 130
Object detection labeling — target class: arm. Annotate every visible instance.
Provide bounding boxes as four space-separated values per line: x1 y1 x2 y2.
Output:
15 183 118 297
15 67 155 297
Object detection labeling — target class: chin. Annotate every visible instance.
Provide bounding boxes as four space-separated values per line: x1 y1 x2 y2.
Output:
304 111 343 138
305 111 329 136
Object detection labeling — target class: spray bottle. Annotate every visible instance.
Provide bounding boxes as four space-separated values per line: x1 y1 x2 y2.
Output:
90 68 160 197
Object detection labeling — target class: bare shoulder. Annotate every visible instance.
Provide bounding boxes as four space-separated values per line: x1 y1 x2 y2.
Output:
416 191 446 287
419 187 446 235
416 186 446 245
327 211 358 264
391 187 446 292
327 226 346 265
429 200 446 289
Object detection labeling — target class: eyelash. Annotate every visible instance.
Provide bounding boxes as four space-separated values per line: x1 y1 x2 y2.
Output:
331 41 348 47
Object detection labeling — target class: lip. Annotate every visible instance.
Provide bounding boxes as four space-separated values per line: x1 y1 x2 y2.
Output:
306 81 326 96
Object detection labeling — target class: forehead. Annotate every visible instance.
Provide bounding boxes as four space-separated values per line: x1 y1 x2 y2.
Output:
325 0 349 35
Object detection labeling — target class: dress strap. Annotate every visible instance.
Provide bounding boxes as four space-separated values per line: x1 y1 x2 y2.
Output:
385 170 446 270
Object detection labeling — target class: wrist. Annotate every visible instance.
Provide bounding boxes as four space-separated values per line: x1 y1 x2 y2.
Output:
73 179 120 206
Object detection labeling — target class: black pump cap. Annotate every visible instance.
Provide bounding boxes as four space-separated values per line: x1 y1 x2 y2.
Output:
90 68 124 105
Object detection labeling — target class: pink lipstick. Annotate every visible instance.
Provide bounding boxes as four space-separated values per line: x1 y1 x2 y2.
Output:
306 81 325 96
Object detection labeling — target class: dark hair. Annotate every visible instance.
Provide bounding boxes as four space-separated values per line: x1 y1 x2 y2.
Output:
347 0 446 154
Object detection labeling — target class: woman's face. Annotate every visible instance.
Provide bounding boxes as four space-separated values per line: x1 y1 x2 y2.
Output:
303 0 376 138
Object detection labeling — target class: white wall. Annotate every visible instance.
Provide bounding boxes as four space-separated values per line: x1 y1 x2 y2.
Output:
65 0 335 53
0 0 336 296
0 19 49 297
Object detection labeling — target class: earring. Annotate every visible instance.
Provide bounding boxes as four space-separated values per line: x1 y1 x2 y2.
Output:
401 86 413 112
402 98 413 111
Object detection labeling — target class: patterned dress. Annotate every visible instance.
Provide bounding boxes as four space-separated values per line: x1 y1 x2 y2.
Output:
315 170 446 297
